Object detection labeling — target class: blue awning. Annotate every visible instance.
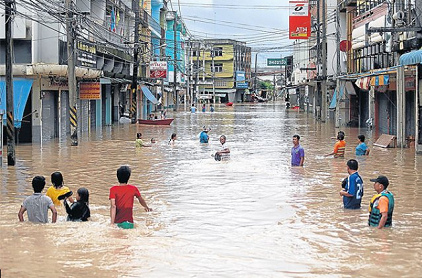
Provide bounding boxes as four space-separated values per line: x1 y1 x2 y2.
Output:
399 50 422 66
141 86 159 104
329 85 344 109
0 78 33 128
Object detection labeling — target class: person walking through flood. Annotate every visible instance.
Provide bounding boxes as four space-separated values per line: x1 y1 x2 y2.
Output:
191 104 197 113
46 172 74 206
339 159 363 209
109 166 152 229
135 133 152 147
368 175 394 229
169 133 177 146
291 134 305 166
326 132 346 158
200 127 210 143
214 135 230 161
63 187 90 222
355 135 370 156
18 176 57 223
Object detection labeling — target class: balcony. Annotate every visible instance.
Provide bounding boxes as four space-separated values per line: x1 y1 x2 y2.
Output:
338 0 357 12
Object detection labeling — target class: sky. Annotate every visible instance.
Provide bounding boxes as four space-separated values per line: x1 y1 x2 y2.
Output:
172 0 292 67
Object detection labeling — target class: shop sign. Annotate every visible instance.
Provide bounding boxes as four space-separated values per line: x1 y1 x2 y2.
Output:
150 61 167 78
405 76 416 91
76 40 97 68
236 81 248 89
236 71 246 81
289 0 311 39
79 82 101 100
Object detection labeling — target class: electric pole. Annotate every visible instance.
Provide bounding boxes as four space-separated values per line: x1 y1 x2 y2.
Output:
131 0 140 120
66 0 78 146
321 0 327 122
173 14 178 111
5 0 15 165
254 52 258 95
211 45 215 105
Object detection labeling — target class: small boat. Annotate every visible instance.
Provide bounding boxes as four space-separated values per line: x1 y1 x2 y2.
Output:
138 118 174 125
226 102 234 106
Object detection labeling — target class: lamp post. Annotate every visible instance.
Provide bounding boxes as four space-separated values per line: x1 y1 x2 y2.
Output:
166 11 178 111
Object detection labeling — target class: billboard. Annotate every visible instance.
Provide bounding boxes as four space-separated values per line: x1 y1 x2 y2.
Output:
150 61 167 78
289 0 311 39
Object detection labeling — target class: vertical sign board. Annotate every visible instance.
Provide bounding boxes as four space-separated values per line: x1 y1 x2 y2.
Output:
79 82 101 100
0 109 3 166
289 0 311 39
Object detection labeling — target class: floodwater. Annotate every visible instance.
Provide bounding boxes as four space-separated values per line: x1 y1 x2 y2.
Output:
1 102 422 277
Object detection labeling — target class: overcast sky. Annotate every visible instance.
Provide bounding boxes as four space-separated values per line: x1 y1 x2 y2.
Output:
173 0 291 67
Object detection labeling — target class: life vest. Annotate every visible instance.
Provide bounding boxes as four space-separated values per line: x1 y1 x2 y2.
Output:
368 191 394 227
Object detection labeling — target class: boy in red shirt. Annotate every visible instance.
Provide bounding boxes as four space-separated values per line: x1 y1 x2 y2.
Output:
109 165 152 229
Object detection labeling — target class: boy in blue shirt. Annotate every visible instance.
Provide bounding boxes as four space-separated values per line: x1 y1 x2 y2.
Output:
339 159 363 209
356 135 370 156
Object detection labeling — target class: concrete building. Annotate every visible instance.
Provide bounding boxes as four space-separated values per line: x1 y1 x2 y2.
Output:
190 39 251 104
0 0 167 143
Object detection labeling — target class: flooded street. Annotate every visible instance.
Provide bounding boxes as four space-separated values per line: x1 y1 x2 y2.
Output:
1 102 422 277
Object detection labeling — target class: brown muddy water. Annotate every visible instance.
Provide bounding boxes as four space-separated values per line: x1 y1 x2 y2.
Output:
1 102 421 277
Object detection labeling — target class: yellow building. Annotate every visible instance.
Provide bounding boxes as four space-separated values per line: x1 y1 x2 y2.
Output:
192 39 251 103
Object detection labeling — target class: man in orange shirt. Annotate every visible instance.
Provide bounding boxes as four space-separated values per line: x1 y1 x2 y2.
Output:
325 133 346 157
368 175 395 229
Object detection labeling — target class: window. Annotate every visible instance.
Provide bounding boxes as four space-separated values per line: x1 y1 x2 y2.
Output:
212 47 223 57
211 63 223 72
192 50 200 57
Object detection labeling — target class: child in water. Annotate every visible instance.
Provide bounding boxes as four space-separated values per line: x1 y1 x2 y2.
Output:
46 172 74 206
63 187 90 221
169 133 177 146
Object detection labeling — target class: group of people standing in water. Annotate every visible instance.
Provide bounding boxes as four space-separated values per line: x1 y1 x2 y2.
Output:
18 172 90 223
18 167 152 229
291 131 394 229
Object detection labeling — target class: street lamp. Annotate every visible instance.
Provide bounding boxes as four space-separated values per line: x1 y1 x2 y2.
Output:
166 11 178 111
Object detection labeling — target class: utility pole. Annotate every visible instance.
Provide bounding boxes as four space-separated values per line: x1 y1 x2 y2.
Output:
173 14 178 111
316 0 321 119
211 45 215 105
335 5 341 128
273 73 276 101
5 0 15 165
321 0 327 122
186 39 191 111
195 42 200 106
254 52 258 94
66 0 78 146
131 0 140 120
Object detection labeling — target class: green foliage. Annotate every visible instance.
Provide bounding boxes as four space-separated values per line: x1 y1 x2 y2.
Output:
258 80 274 90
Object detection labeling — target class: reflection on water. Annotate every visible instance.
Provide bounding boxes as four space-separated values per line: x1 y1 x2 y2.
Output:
1 102 422 277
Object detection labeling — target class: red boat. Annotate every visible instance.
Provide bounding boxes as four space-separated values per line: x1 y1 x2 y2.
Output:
226 102 234 106
138 118 174 125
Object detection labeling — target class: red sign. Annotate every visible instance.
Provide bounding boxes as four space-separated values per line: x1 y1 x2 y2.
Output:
289 1 311 39
79 82 101 100
150 61 167 79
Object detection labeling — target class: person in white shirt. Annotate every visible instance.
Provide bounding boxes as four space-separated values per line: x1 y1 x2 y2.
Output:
215 135 230 160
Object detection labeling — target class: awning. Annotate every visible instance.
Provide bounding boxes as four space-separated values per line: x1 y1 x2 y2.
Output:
370 75 389 86
355 77 370 90
399 49 422 66
0 78 33 128
329 84 344 109
141 86 159 104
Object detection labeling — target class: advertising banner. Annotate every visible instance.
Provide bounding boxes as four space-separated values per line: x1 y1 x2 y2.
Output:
150 61 167 78
79 82 101 100
289 0 311 39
